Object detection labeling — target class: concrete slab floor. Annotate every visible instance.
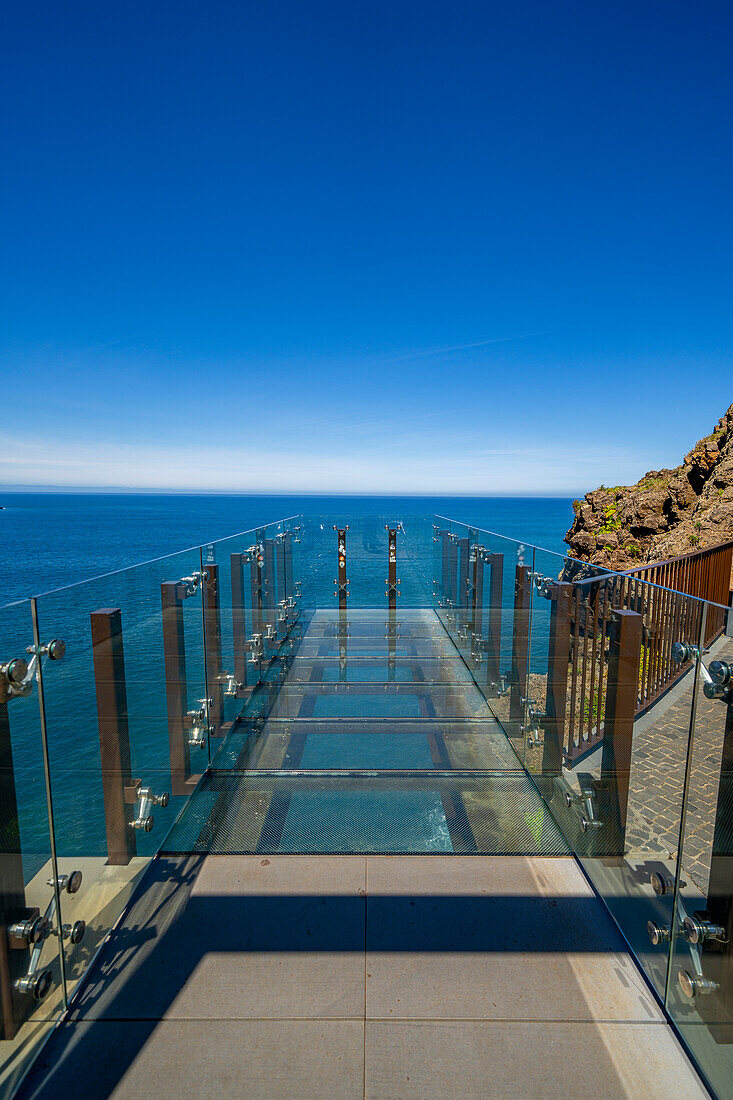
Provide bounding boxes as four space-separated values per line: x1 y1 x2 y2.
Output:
17 855 707 1100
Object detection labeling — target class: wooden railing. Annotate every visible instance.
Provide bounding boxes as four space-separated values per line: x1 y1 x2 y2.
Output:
622 540 733 645
553 539 733 766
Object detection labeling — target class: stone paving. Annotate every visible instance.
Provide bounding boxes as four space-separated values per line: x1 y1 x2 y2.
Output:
625 639 732 892
18 855 707 1100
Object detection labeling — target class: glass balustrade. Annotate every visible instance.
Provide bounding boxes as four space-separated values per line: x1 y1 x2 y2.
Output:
0 512 731 1097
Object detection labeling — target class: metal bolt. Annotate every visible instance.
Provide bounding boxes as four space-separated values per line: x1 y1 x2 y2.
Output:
647 921 671 946
678 970 719 999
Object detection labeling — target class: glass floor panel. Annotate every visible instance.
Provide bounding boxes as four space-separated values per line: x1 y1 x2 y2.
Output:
292 638 463 657
240 682 493 720
307 622 452 639
210 718 521 771
285 657 477 683
164 606 558 857
163 772 569 856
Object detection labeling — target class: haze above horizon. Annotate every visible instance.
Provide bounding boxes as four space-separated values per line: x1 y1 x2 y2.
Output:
2 2 730 495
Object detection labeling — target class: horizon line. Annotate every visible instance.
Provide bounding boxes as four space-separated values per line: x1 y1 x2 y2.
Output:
0 484 584 499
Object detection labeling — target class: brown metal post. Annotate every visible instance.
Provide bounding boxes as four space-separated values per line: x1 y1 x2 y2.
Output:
203 564 224 732
276 535 287 638
335 527 348 611
486 553 504 694
263 538 276 655
230 553 248 696
284 531 294 599
542 583 573 775
0 700 28 1039
249 540 264 642
472 549 484 646
510 564 532 719
161 580 191 796
91 609 136 866
596 609 643 853
339 609 349 683
457 536 470 629
448 535 458 608
387 527 398 611
440 530 451 606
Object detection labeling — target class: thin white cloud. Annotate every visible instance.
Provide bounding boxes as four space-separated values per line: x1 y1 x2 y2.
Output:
0 431 648 495
381 332 541 364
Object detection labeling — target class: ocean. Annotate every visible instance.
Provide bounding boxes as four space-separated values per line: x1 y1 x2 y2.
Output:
0 493 574 604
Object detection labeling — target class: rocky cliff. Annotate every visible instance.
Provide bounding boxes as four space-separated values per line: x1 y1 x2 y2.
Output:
564 403 733 571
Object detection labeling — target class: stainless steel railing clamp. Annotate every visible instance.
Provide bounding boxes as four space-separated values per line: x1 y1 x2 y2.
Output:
564 789 602 832
219 671 245 698
529 572 554 599
703 659 733 701
492 671 510 697
682 916 727 945
677 904 722 1000
247 634 264 665
650 872 687 896
11 869 85 1001
185 700 212 746
125 780 170 832
671 642 700 665
526 703 545 748
644 877 725 998
1 639 65 704
177 572 205 598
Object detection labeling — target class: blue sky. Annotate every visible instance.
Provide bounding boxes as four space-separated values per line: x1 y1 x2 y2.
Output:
1 1 731 494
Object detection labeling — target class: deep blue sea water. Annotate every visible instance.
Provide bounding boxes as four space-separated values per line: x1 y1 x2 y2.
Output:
0 493 574 604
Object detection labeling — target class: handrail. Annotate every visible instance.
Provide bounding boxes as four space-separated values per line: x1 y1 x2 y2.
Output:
621 538 733 577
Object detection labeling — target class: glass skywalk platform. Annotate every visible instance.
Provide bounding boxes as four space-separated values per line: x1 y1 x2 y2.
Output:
1 514 732 1098
163 608 567 856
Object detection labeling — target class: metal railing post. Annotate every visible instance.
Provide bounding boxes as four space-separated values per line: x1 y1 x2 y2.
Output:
91 609 136 866
596 608 643 854
486 552 504 694
161 580 192 795
510 564 532 720
230 552 248 697
542 582 573 776
202 561 224 733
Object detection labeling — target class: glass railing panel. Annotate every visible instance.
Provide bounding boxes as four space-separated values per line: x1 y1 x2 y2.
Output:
32 546 208 1004
432 517 535 762
667 600 733 1100
199 516 303 742
510 541 708 1005
425 511 733 1098
0 599 64 1096
298 515 434 610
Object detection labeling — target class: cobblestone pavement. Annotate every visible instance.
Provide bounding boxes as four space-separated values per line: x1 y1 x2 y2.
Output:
626 639 732 893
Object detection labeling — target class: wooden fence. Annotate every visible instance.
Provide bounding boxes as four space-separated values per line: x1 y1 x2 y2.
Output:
556 539 733 765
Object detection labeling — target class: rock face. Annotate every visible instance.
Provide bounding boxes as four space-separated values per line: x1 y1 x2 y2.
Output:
564 403 733 571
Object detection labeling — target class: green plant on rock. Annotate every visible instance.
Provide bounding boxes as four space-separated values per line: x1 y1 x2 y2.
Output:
638 476 665 491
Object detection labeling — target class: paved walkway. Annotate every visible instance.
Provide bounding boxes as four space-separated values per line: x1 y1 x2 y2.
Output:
19 854 706 1099
626 638 733 892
